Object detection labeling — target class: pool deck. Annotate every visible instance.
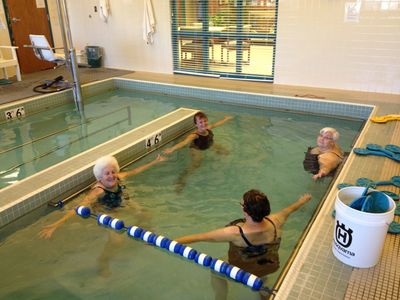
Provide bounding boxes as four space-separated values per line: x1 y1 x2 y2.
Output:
1 70 399 299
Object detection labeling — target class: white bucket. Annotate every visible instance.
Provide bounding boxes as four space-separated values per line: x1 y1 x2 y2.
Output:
332 186 395 268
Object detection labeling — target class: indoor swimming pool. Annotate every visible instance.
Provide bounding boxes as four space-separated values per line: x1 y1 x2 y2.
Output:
0 89 179 189
0 88 364 299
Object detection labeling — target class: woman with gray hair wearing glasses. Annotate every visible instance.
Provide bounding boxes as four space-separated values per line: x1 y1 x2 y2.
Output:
304 127 344 180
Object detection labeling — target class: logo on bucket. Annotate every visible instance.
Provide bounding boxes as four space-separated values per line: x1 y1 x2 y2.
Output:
335 221 353 248
333 221 355 257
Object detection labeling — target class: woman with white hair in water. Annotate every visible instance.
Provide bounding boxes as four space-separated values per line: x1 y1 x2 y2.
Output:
304 127 344 180
39 154 165 239
39 154 165 277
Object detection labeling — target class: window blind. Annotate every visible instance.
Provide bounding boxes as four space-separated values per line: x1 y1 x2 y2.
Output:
171 0 278 81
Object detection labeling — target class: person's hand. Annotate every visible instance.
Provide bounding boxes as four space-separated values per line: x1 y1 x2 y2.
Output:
38 224 58 239
299 193 312 204
156 154 167 162
224 116 233 121
162 148 174 155
312 171 325 181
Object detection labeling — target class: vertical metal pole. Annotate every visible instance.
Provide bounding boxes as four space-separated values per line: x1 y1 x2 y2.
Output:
69 48 84 114
62 0 76 52
55 0 70 68
62 0 84 115
56 0 84 115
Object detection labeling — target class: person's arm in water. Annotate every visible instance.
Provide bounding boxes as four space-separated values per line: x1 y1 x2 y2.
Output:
208 115 233 129
176 193 311 245
38 187 103 239
119 154 166 179
208 116 233 155
273 193 312 226
312 171 325 181
312 152 342 180
175 225 238 245
163 132 197 155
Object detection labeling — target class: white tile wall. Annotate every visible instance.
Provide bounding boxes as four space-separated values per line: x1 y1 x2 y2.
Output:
275 0 400 94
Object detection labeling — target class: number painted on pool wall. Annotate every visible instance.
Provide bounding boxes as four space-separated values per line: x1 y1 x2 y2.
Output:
5 107 25 120
146 133 162 148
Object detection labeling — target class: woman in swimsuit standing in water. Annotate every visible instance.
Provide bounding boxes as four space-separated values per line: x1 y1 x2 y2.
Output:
163 111 233 192
39 154 165 276
175 189 312 299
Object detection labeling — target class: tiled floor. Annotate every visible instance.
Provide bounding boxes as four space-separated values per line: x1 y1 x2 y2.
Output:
0 66 132 105
345 232 400 300
1 70 399 299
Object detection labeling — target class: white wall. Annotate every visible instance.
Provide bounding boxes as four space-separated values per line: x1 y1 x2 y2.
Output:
274 0 400 94
3 1 400 94
61 0 399 94
62 0 173 73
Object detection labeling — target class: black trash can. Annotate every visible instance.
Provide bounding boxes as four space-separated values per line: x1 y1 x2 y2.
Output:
85 46 102 68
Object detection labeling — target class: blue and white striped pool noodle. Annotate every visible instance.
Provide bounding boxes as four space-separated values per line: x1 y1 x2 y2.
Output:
96 212 125 230
75 206 91 218
76 206 264 290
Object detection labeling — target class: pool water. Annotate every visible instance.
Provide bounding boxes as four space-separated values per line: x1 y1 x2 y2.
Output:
0 100 363 299
0 90 177 189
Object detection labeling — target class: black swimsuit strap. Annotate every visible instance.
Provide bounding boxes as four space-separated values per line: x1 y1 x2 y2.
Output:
235 225 254 247
331 151 343 159
94 185 106 192
236 217 278 246
264 217 278 240
94 185 119 194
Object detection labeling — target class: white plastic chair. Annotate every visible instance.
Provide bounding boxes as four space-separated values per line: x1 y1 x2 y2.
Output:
0 46 21 81
28 34 65 64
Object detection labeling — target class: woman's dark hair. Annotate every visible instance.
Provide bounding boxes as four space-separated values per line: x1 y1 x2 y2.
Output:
242 189 271 222
193 111 208 124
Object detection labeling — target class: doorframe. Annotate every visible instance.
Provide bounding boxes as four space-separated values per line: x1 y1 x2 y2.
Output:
2 0 56 58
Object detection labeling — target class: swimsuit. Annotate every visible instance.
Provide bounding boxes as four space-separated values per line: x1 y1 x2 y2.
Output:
93 182 127 209
303 147 320 174
303 146 345 176
191 129 214 150
227 218 281 277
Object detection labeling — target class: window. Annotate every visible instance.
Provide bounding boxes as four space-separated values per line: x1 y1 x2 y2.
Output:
171 0 278 81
